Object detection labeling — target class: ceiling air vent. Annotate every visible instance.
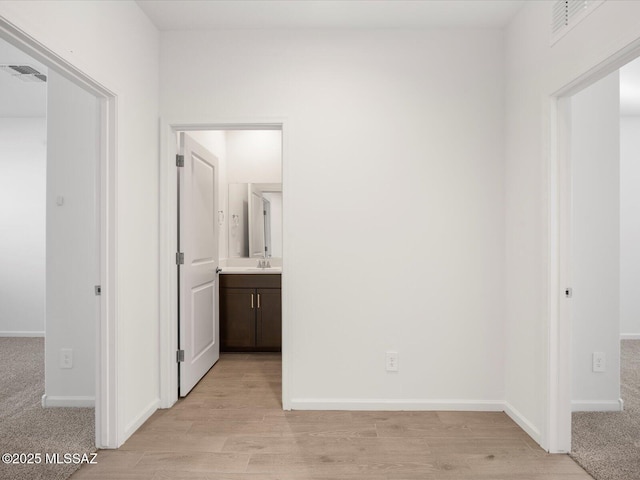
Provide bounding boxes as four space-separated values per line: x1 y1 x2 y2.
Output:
0 64 47 83
551 0 605 45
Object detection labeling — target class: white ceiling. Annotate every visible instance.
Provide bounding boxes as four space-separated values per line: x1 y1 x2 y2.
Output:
0 37 47 117
136 0 526 30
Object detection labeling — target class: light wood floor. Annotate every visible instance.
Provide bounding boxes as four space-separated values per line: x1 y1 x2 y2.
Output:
71 353 592 480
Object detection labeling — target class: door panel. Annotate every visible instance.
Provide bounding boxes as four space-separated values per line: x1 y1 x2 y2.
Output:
178 132 219 396
192 282 215 358
191 156 216 262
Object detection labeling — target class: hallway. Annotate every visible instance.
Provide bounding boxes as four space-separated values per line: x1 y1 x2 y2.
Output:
70 353 591 479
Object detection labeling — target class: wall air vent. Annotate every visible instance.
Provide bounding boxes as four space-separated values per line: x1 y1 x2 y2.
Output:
0 64 47 83
551 0 605 46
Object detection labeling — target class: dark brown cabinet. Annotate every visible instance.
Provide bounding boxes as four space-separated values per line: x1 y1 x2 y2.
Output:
220 274 281 352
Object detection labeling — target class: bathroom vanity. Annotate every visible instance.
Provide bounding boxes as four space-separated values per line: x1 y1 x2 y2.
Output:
222 182 282 352
219 271 281 352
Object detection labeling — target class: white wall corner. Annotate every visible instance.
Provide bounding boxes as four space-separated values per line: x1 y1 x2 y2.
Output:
0 331 45 337
571 399 624 412
41 395 95 408
504 402 542 444
289 399 505 411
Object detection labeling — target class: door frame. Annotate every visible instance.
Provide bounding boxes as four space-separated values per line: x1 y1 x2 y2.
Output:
0 17 119 448
546 38 640 453
159 120 290 409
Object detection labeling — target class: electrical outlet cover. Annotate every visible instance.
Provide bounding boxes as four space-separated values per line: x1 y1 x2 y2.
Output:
593 352 606 372
385 351 399 372
60 348 73 369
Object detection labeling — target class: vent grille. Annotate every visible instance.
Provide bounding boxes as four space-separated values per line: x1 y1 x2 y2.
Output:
0 64 47 83
551 0 605 45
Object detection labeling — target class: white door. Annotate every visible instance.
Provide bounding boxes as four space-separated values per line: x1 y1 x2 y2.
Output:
262 198 272 258
178 132 220 396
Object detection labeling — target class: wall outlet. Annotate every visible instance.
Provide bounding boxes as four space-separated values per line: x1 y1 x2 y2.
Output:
386 351 399 372
592 352 606 372
60 348 73 369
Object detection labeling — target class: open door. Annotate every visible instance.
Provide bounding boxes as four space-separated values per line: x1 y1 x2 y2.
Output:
178 132 220 396
263 198 272 258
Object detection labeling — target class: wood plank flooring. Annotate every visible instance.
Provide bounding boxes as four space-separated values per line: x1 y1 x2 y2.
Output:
71 353 592 480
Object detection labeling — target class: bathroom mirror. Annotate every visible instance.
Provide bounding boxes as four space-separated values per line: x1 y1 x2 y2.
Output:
228 183 282 259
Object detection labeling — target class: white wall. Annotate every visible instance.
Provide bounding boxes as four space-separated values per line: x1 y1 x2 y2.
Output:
161 29 506 406
0 0 160 445
505 0 640 449
0 117 46 336
570 71 621 411
44 70 98 406
226 130 281 184
620 116 640 337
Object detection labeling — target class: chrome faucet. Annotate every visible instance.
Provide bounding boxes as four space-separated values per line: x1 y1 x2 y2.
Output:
257 258 271 269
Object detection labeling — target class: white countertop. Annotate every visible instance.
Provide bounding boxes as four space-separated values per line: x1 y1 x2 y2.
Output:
221 266 282 274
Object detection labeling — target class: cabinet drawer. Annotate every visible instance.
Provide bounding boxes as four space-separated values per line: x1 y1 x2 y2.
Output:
220 274 281 289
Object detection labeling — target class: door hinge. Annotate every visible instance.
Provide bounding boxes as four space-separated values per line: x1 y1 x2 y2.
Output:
565 287 573 298
176 154 184 167
94 285 102 296
177 350 185 362
176 252 184 265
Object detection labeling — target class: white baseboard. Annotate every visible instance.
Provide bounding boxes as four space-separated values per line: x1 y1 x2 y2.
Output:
504 402 542 443
572 398 624 412
122 398 160 446
0 331 45 337
289 398 505 411
621 334 640 340
41 394 94 407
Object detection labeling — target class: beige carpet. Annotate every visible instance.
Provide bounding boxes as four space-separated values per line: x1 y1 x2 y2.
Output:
571 339 640 480
0 337 95 480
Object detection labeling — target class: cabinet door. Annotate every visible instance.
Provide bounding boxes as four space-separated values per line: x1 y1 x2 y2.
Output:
220 288 255 350
257 288 282 350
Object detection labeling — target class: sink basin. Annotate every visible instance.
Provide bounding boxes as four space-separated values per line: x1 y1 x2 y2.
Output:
221 266 282 274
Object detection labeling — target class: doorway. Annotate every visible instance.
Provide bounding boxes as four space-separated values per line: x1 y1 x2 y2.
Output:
550 39 640 461
0 33 97 443
0 18 117 448
161 124 286 406
560 59 640 478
